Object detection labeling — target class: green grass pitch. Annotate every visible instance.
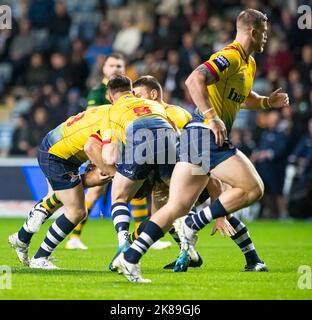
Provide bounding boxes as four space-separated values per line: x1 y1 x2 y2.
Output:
0 218 312 300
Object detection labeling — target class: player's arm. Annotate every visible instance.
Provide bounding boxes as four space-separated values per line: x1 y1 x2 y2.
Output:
241 88 290 110
102 139 119 166
185 64 227 146
101 125 120 166
84 136 116 177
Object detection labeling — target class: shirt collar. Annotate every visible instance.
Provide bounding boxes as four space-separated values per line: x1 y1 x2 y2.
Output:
115 92 134 104
231 41 248 62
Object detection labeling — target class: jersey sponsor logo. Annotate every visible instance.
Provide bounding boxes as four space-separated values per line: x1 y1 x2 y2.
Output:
213 55 230 72
227 88 246 104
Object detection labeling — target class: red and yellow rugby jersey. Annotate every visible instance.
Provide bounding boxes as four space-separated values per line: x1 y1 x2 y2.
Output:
161 101 192 130
203 41 256 132
47 105 111 163
101 93 172 144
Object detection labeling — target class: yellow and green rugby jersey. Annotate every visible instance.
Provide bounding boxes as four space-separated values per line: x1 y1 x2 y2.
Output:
86 79 110 108
203 41 256 132
46 105 111 164
101 93 172 144
161 101 192 130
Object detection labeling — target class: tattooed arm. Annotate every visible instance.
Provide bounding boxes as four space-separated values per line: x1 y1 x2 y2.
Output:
185 64 227 146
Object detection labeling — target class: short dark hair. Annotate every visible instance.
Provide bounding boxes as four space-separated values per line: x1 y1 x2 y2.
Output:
104 52 125 63
133 75 162 97
237 8 267 29
107 74 132 94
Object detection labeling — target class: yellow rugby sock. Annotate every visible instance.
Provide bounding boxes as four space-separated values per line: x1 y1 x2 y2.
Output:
40 194 62 214
130 197 150 236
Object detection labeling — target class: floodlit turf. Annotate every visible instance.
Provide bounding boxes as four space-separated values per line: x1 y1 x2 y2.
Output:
0 218 312 300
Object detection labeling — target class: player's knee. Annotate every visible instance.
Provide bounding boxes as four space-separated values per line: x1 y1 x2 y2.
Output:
78 210 88 221
247 180 264 204
66 208 87 224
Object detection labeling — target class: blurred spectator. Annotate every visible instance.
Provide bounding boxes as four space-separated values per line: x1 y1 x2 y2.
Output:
179 32 200 75
135 53 166 83
66 88 84 118
67 39 89 92
28 0 55 29
298 44 312 92
9 114 29 156
263 38 294 78
26 106 52 157
45 91 66 127
24 52 50 88
230 128 253 157
136 22 157 59
0 29 14 62
49 52 70 88
163 50 185 102
253 111 288 219
85 34 113 67
288 118 312 169
49 0 71 53
112 19 142 57
153 15 177 59
97 20 116 45
286 118 312 218
9 18 35 83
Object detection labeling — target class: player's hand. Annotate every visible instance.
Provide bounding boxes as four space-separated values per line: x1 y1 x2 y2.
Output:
269 88 289 108
210 217 236 237
82 167 112 188
98 169 112 181
209 117 227 147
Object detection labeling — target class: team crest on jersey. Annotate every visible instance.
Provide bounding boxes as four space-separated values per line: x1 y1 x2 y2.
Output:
239 70 245 82
213 55 230 72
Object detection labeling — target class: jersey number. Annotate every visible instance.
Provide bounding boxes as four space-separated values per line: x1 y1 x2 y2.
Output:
66 112 85 127
133 106 152 117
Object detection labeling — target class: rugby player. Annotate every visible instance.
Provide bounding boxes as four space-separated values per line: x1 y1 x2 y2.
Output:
113 9 289 282
65 53 126 250
8 106 116 269
130 76 238 269
101 75 178 280
65 53 154 250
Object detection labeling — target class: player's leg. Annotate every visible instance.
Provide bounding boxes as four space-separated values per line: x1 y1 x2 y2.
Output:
111 172 145 244
180 150 266 271
181 174 267 271
30 182 87 269
183 150 263 235
113 162 209 282
112 123 178 280
108 171 145 271
8 180 62 266
131 197 150 236
209 181 266 270
149 188 172 250
65 184 108 250
164 177 221 270
14 164 110 254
